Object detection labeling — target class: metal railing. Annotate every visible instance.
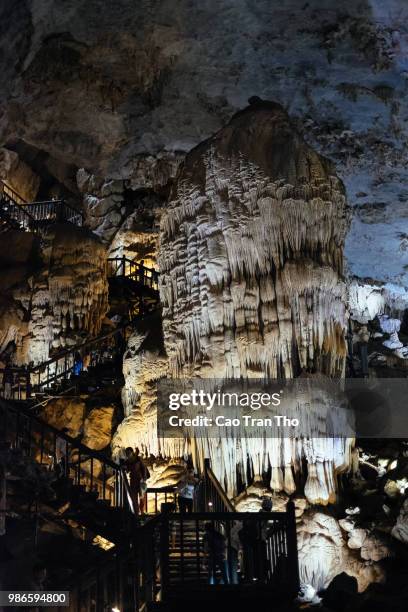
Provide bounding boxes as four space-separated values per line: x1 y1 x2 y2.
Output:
70 514 163 612
0 325 129 400
107 256 159 291
70 506 299 611
0 399 132 511
160 509 299 594
202 458 235 513
144 459 234 516
0 180 83 230
24 199 83 226
0 188 38 232
146 485 177 514
0 312 162 401
2 182 26 206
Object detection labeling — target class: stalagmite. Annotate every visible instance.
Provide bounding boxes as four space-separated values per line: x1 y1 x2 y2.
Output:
379 315 403 349
115 101 352 504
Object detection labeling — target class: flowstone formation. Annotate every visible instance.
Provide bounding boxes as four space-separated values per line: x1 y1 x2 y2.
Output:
0 224 108 365
159 102 350 502
160 101 349 380
115 101 352 505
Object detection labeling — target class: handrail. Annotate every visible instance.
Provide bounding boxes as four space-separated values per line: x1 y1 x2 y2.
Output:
70 505 299 611
0 189 39 231
0 398 132 511
0 181 84 228
0 308 159 401
120 465 136 514
145 485 177 514
107 257 158 277
160 507 298 598
107 257 159 294
2 181 27 205
1 398 119 469
203 458 235 512
0 324 130 400
164 509 291 521
32 320 132 373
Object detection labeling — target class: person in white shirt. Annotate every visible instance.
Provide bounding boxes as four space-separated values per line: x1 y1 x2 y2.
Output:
177 467 198 513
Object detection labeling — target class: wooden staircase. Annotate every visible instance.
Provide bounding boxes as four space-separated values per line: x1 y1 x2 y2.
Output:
167 519 207 584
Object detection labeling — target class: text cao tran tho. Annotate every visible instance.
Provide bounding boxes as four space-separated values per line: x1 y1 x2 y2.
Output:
166 390 300 428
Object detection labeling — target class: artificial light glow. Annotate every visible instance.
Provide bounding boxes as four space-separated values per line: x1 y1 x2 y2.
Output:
93 534 115 550
112 607 120 612
208 502 213 507
396 478 408 494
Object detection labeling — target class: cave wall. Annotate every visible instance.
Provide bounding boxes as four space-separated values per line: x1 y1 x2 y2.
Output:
0 225 108 365
0 0 407 304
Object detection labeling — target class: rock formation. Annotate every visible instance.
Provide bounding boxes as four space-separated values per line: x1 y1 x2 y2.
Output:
115 102 353 504
0 148 40 201
40 397 116 452
0 225 108 365
113 322 170 459
298 512 385 593
160 101 349 380
1 1 408 304
77 169 161 267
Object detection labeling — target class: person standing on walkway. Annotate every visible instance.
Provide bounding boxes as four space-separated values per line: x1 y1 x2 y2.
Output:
203 522 229 585
73 351 83 376
124 447 149 515
55 427 69 478
137 259 145 284
177 466 198 513
2 362 14 399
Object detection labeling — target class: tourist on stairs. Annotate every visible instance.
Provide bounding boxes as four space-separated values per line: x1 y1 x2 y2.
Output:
177 466 198 513
73 351 83 376
124 447 149 515
2 362 14 400
203 522 229 585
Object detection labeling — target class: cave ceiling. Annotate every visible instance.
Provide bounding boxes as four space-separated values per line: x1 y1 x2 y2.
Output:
0 0 407 293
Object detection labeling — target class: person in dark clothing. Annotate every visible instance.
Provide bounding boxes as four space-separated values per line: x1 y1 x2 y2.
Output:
124 447 149 515
138 260 145 283
73 352 83 376
55 427 69 478
203 523 229 585
258 496 273 582
239 520 258 581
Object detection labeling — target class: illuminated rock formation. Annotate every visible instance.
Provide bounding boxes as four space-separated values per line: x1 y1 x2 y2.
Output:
0 225 108 365
159 101 348 380
158 102 350 501
77 170 125 243
392 499 408 544
113 326 172 458
115 102 352 505
40 397 116 452
348 279 408 325
0 148 40 201
298 512 385 592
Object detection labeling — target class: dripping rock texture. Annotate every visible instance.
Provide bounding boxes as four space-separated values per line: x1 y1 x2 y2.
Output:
159 102 349 379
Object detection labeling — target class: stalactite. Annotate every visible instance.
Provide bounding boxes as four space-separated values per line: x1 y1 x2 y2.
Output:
8 225 109 365
116 102 352 504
